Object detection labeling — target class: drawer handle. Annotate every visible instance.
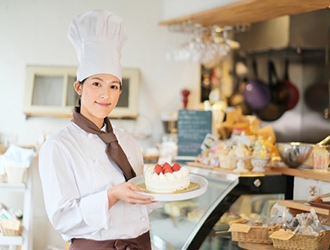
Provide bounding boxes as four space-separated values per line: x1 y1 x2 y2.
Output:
254 179 261 187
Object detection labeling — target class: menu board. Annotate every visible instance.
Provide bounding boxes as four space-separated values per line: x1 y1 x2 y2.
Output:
177 110 212 162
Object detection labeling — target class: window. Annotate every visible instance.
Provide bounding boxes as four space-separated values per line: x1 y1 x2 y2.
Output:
23 66 140 119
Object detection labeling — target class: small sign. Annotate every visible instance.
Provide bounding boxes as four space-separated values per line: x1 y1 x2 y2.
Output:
177 110 212 162
269 230 295 240
229 224 252 233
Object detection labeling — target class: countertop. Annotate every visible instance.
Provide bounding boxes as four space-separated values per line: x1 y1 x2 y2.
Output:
188 162 330 182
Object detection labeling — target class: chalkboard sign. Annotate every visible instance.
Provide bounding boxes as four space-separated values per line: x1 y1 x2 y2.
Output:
177 110 212 162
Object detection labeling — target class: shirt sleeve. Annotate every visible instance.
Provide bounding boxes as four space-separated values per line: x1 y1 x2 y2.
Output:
39 139 109 237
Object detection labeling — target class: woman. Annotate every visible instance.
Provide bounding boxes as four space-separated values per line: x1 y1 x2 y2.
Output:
39 10 157 250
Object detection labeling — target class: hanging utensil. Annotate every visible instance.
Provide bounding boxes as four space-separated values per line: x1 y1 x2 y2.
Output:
243 59 271 111
304 28 330 115
257 60 289 121
283 59 300 110
323 80 330 118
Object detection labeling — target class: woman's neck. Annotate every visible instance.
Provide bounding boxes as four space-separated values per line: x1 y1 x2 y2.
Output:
80 106 104 129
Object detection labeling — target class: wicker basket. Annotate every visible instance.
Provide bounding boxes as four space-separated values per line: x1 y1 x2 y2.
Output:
0 220 23 236
271 230 330 250
231 225 278 244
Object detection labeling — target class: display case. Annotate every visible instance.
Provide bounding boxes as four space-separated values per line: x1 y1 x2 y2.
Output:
149 166 293 250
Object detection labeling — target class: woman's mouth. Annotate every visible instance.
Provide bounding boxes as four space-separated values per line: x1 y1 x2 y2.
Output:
95 101 110 107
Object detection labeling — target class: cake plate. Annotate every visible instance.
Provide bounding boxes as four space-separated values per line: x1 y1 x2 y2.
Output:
129 174 208 201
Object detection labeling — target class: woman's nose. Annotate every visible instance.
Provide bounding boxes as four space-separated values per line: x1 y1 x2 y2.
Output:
100 88 110 99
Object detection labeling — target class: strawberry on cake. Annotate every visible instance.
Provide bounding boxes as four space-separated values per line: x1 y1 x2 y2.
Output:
144 162 190 193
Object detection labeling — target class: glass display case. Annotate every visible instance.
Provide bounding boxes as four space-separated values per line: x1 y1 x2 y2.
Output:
149 166 293 250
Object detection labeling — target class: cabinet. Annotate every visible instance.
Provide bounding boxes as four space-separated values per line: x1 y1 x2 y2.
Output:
0 168 33 250
23 66 140 119
149 166 293 249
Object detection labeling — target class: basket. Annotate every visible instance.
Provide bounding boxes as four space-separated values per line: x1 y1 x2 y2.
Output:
0 220 23 236
271 230 330 250
0 173 5 183
231 225 277 244
5 166 26 183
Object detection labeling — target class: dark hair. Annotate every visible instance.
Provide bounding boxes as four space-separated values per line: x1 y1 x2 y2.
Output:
77 79 86 106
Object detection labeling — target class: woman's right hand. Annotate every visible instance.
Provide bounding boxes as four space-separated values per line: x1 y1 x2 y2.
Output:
107 182 154 208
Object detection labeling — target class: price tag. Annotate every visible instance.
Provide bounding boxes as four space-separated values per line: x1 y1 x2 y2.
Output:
229 223 252 233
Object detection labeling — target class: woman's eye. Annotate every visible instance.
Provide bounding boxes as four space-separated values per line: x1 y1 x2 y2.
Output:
110 85 119 90
92 82 101 87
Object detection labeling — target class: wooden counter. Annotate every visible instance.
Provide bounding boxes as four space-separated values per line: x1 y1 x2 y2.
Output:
187 162 282 177
187 162 330 182
271 166 330 183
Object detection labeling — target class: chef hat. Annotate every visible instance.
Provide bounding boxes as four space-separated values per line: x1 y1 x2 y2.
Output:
68 10 127 82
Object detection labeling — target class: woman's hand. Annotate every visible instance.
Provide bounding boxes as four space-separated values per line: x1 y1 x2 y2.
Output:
107 182 154 208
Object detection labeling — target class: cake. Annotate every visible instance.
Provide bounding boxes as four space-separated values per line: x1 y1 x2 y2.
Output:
144 162 190 193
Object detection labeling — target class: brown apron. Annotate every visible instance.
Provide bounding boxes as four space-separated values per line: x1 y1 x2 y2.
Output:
69 231 151 250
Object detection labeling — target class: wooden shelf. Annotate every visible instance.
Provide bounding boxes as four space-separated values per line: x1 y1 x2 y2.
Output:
159 0 330 26
187 162 281 177
278 200 330 216
271 167 330 183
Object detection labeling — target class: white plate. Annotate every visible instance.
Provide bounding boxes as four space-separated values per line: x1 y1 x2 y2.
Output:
129 174 208 201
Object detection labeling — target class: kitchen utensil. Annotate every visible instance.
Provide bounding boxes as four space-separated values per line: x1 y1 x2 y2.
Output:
305 29 330 116
257 61 289 121
304 83 328 113
308 201 330 209
243 59 271 111
323 80 330 118
283 59 299 110
318 135 330 146
276 142 313 168
312 192 330 203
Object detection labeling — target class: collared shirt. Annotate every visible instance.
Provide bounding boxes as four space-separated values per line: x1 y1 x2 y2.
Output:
39 122 156 241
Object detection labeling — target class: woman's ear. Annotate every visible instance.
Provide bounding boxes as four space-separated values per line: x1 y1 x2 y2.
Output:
73 81 82 96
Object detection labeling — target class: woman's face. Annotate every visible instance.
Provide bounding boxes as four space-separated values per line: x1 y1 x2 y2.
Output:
74 73 121 127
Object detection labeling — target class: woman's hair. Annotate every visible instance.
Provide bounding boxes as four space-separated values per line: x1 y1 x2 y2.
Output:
77 78 86 106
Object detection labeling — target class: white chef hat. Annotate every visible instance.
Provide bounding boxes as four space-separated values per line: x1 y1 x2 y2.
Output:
68 10 127 82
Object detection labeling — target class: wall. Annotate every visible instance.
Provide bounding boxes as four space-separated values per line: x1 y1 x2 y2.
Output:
234 9 330 143
0 0 201 151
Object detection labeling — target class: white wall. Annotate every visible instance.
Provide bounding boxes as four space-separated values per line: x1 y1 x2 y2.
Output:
0 0 201 151
0 0 205 249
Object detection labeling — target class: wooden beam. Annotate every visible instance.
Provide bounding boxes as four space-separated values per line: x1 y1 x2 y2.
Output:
159 0 330 26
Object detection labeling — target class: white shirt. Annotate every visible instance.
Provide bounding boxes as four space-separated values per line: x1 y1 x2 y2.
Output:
39 122 157 241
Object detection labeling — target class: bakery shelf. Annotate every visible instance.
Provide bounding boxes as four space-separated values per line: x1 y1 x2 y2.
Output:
149 165 293 249
0 183 26 192
278 200 330 225
0 235 23 245
0 167 33 250
159 0 330 27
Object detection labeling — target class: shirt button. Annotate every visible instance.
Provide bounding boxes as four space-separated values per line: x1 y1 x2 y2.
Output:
88 133 93 139
93 159 99 165
140 217 146 222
